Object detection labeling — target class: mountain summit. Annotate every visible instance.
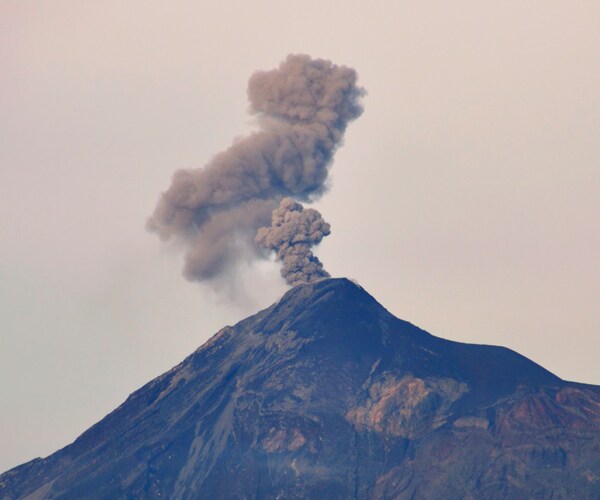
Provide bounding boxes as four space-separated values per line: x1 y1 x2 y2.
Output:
2 278 599 498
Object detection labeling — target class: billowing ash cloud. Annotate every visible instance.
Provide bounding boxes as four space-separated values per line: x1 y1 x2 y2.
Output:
256 198 331 286
147 54 364 285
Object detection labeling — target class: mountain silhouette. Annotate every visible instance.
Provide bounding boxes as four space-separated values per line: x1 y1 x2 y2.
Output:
1 278 599 498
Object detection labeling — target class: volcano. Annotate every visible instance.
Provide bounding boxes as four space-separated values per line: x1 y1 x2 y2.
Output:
1 278 599 498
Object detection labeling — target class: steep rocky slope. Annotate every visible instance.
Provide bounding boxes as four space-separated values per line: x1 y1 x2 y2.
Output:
1 278 599 498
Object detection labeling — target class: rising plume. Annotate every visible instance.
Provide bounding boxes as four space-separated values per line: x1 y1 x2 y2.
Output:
147 54 364 285
256 198 331 286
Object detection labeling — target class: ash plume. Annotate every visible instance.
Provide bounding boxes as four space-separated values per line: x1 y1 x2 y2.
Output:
256 198 331 286
147 54 364 285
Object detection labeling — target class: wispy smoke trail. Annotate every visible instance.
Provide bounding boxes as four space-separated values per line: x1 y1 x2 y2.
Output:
256 198 331 286
148 54 364 286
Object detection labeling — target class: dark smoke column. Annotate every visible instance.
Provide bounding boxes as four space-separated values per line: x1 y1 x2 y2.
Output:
256 198 331 286
147 54 364 286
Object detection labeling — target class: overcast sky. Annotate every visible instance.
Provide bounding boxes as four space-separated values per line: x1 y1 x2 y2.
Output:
1 0 599 473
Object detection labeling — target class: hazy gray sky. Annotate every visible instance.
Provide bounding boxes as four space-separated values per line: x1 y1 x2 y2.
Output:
1 0 599 473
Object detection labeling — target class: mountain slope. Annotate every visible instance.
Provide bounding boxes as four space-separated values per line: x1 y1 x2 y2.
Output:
1 278 599 499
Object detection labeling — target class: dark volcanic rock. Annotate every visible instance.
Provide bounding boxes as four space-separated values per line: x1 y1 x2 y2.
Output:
1 278 599 499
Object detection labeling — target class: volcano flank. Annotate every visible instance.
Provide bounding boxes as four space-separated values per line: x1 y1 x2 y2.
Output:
1 278 599 498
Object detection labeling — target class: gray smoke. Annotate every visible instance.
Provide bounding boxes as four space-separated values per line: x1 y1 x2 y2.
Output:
256 198 331 286
147 54 364 285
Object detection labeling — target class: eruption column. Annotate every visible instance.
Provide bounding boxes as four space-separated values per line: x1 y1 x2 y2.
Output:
147 54 364 286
